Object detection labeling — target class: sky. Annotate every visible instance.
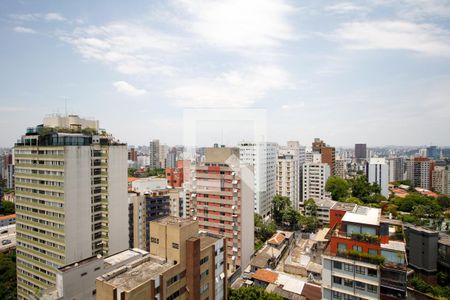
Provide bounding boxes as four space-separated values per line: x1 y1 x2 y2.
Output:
1 0 450 148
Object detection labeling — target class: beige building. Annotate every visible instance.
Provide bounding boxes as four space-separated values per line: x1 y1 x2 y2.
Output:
96 216 226 300
277 143 301 209
432 166 449 195
190 147 255 275
14 115 128 299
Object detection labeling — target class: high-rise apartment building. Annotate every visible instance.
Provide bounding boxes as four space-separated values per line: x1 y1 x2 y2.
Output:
367 158 389 198
277 143 301 209
432 166 448 195
96 217 227 300
406 157 434 189
159 143 169 169
149 139 160 169
312 138 336 175
238 141 277 217
128 190 171 251
302 162 330 202
426 146 440 160
335 159 347 179
191 147 254 274
14 115 128 299
128 147 137 162
354 144 367 160
387 157 405 183
322 205 408 300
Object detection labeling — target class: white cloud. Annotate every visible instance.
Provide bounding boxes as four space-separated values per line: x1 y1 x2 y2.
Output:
113 81 147 96
334 21 450 56
324 3 369 14
14 26 36 34
63 23 179 74
168 65 291 108
177 0 296 49
45 13 66 22
374 0 450 19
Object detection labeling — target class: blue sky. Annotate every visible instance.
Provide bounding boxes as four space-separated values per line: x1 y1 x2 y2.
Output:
1 0 450 148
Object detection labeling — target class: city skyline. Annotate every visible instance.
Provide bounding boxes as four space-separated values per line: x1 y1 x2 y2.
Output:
1 0 450 147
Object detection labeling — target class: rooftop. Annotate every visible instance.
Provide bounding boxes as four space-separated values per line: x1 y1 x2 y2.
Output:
199 232 221 250
98 255 173 291
153 216 196 227
0 214 15 221
267 232 286 246
439 233 450 247
341 206 381 226
331 202 357 212
252 269 278 284
381 240 406 252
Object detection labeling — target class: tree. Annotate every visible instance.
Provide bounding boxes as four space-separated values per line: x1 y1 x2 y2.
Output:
282 207 300 230
255 213 277 242
344 197 364 205
272 195 290 225
304 198 318 217
325 176 349 200
349 175 380 203
1 201 15 215
0 251 17 300
298 215 319 232
228 286 283 300
437 195 450 209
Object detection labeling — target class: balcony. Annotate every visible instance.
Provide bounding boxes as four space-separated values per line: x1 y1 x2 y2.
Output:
336 250 385 265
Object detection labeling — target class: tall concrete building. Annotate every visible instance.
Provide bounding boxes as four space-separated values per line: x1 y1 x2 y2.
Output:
354 143 367 160
406 157 434 189
302 162 330 202
432 166 448 195
335 159 347 179
387 157 405 183
426 145 440 160
191 146 254 274
367 158 389 198
149 139 160 169
96 217 226 300
14 115 128 299
312 138 336 176
238 141 277 217
277 142 301 209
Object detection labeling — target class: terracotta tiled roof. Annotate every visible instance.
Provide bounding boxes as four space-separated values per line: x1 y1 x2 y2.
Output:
128 177 139 182
267 232 285 246
0 214 16 221
252 269 278 284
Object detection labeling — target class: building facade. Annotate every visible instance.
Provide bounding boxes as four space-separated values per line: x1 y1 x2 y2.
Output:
355 144 367 160
14 115 128 299
322 205 408 300
96 217 226 300
191 147 254 275
406 157 434 189
238 141 277 217
302 162 330 202
312 138 336 176
276 143 301 209
432 166 448 195
367 158 389 198
387 157 405 183
149 139 160 169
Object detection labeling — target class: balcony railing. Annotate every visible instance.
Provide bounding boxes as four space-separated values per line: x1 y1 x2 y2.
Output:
336 250 385 265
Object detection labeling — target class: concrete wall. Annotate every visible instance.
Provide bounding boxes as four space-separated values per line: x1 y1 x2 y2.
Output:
64 146 93 263
240 164 255 271
108 145 129 254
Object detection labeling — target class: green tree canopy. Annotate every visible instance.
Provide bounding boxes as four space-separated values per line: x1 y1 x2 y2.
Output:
0 251 17 300
349 175 381 202
304 198 318 216
325 176 350 200
282 207 300 230
228 286 283 300
344 197 364 205
1 201 15 215
272 195 291 225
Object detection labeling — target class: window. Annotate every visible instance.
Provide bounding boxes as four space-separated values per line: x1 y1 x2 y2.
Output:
172 243 179 249
332 291 342 300
355 281 365 290
368 268 377 277
333 276 342 284
200 283 209 294
338 243 347 252
166 271 186 287
352 245 362 252
343 279 353 287
200 269 209 280
150 237 159 244
333 261 342 269
94 267 101 271
367 284 377 293
355 266 365 275
343 263 353 272
368 249 378 256
200 256 209 265
81 272 87 277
